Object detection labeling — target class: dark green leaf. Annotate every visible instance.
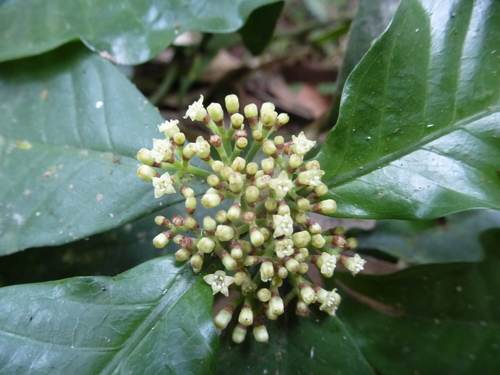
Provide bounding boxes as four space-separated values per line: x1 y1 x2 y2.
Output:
0 43 204 255
239 2 284 55
0 256 218 374
332 229 500 375
217 310 374 375
354 210 500 264
317 0 500 219
0 0 281 65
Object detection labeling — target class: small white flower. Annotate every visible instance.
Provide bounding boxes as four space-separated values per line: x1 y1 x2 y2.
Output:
274 239 295 258
291 132 316 155
319 288 341 316
191 136 211 157
273 213 294 238
150 138 172 163
344 254 366 275
203 270 235 297
158 119 180 137
297 170 325 187
151 172 176 198
184 95 208 121
268 171 293 199
320 252 337 277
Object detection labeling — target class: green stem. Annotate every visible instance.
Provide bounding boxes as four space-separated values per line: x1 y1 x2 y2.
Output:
149 62 179 106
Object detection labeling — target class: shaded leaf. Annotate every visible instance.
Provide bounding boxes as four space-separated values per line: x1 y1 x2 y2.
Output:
239 1 284 55
353 210 500 264
0 256 218 374
0 0 281 65
317 0 500 219
0 43 204 255
332 229 500 375
217 310 374 375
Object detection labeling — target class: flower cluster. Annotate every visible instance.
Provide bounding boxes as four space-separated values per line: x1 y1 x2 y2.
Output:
136 94 366 343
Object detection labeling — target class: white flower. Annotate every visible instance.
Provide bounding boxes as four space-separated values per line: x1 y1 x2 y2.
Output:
344 254 366 275
184 95 208 121
151 172 176 198
203 270 235 297
275 239 295 258
268 171 293 199
158 119 180 137
297 170 325 187
150 138 172 163
273 213 293 238
320 252 337 277
291 132 316 155
191 136 211 158
319 289 341 316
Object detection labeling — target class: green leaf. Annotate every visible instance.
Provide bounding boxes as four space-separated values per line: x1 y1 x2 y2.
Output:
0 43 203 255
353 210 500 264
239 1 284 55
0 256 218 374
317 0 500 219
332 229 500 375
0 0 282 65
217 310 374 375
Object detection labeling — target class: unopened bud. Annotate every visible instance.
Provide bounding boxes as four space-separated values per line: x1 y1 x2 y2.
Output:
231 113 244 129
236 137 248 150
260 102 275 113
300 284 317 304
313 199 337 214
263 141 277 156
212 160 224 173
215 210 228 223
311 234 326 248
296 198 311 211
203 216 217 231
197 237 215 253
265 197 277 211
137 165 158 182
222 253 237 270
260 261 274 282
253 323 269 343
207 102 224 122
285 258 300 273
244 103 258 118
214 306 234 329
173 132 186 146
277 113 289 125
250 228 265 247
288 154 303 169
190 254 204 273
201 193 221 208
207 174 220 187
347 237 358 249
246 162 259 176
175 248 191 262
314 183 329 197
231 157 246 172
261 157 275 172
216 225 235 242
245 186 260 203
137 148 155 165
225 94 239 113
227 203 241 222
292 231 311 248
238 305 254 326
153 233 169 248
232 324 247 344
257 288 272 302
269 296 284 316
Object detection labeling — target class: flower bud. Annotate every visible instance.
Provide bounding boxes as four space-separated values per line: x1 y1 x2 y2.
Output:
285 258 300 273
245 186 260 203
231 157 246 172
260 227 271 241
215 210 227 223
233 271 247 286
225 94 239 113
238 304 254 326
277 265 288 279
261 110 277 127
207 102 224 122
269 296 284 316
231 113 244 129
184 217 197 229
190 254 204 273
185 196 197 210
296 299 310 317
137 165 158 182
212 160 224 173
250 228 265 247
292 231 311 248
263 141 277 156
257 288 272 302
207 174 220 187
221 166 234 181
297 262 309 275
228 172 244 193
271 275 283 287
252 130 263 141
253 323 269 343
153 233 169 248
241 210 256 223
277 203 291 216
236 137 248 150
245 162 259 176
203 216 217 231
311 234 326 248
255 175 271 190
260 102 275 113
214 306 234 329
137 148 155 165
227 203 241 222
296 198 311 211
231 246 243 259
173 132 186 146
232 324 247 344
154 215 169 226
175 248 191 262
294 211 308 224
216 225 235 242
222 253 238 270
305 160 321 170
210 134 222 148
264 308 278 321
180 186 195 198
182 145 196 159
347 237 359 249
314 183 329 197
261 157 275 173
197 237 215 253
260 261 274 282
308 221 322 234
300 284 317 304
244 103 258 118
277 113 289 125
312 199 337 214
201 193 221 208
265 197 277 211
288 154 303 169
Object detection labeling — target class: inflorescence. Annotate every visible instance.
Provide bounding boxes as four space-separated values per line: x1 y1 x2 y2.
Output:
136 94 366 343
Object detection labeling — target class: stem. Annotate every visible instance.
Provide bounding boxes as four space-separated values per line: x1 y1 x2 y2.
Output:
149 61 179 106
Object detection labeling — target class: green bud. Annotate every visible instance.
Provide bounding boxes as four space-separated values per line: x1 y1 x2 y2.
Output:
277 265 288 279
314 199 337 214
214 307 233 329
260 227 271 241
153 233 169 248
305 160 321 170
173 132 186 146
215 210 228 223
222 253 237 270
314 183 329 197
231 157 246 172
225 94 239 113
311 234 326 248
261 157 275 172
137 148 155 165
231 246 243 259
185 196 197 210
212 160 224 173
175 248 191 262
347 237 359 249
253 324 269 343
261 110 277 126
263 141 277 156
292 231 311 248
201 193 221 208
136 165 158 182
184 217 197 229
232 324 247 344
277 203 291 216
269 296 284 316
333 226 345 235
257 288 272 302
154 215 168 226
221 166 234 181
236 137 248 150
250 229 265 247
181 186 195 198
255 175 271 190
231 113 244 128
288 154 303 169
265 197 277 211
300 285 317 304
244 103 258 118
245 186 260 203
203 216 217 231
308 221 322 234
190 254 204 273
296 198 311 211
277 113 289 125
246 162 259 176
297 262 309 275
252 130 263 141
197 237 215 253
238 305 254 326
285 258 300 273
207 174 220 187
294 211 308 224
216 225 235 242
182 145 196 159
260 261 274 282
260 102 275 113
207 102 224 122
228 172 244 193
227 204 241 222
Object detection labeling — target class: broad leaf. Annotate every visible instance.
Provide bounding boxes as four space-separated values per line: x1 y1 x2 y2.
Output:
217 310 374 375
332 229 500 374
0 0 281 65
353 209 500 264
0 256 218 374
0 43 203 255
317 0 500 219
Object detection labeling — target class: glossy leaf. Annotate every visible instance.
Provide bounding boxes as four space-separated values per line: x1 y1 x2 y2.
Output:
217 310 374 375
0 43 204 255
0 256 218 374
0 0 281 65
317 0 500 219
333 229 500 374
239 1 284 55
353 209 500 264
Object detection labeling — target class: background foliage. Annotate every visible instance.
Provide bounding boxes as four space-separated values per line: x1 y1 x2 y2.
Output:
1 0 499 373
